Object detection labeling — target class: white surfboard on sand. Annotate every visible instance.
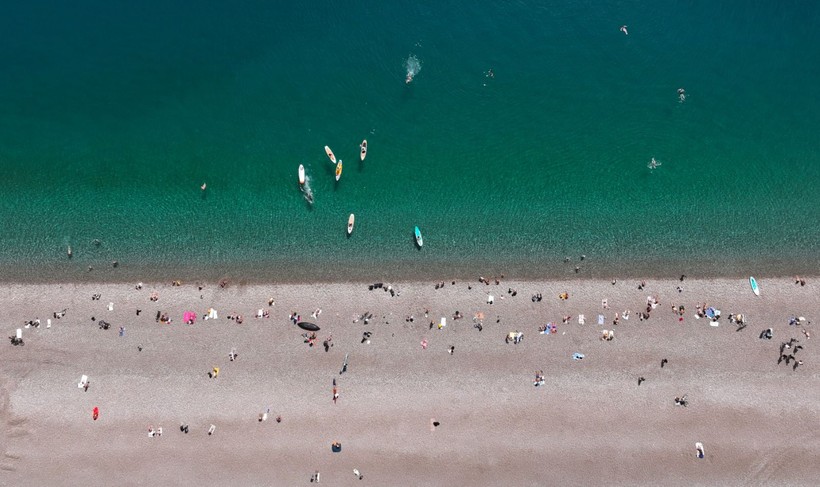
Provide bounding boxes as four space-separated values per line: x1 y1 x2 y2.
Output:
749 276 760 296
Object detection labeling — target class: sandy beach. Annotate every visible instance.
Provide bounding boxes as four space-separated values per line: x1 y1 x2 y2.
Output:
2 276 818 486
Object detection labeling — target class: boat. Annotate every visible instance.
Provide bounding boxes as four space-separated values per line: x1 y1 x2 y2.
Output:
360 140 367 161
335 160 343 181
297 322 320 331
347 214 355 235
414 226 423 247
749 276 760 296
324 146 336 164
298 164 305 185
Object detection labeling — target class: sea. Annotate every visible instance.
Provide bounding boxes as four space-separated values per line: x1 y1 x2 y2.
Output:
1 0 818 283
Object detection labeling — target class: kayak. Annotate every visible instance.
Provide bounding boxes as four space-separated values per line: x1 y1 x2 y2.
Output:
335 160 343 181
324 146 336 164
749 276 760 296
360 140 367 161
297 322 320 331
348 214 355 235
414 226 423 247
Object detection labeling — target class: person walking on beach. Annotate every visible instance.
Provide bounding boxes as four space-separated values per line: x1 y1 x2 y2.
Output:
661 358 668 368
638 377 645 386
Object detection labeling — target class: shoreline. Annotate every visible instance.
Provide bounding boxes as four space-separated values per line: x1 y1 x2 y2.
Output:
0 256 817 285
3 277 819 485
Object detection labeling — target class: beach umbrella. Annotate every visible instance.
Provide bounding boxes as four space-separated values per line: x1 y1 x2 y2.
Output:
297 322 320 331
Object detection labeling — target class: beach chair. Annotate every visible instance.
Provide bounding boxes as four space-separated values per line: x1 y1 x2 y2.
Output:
78 375 88 389
208 424 216 435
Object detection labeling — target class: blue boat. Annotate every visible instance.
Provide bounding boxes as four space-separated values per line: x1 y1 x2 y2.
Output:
414 226 423 247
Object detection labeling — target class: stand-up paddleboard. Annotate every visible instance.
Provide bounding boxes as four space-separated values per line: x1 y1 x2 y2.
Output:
298 164 305 185
335 160 343 181
325 146 336 164
414 226 423 247
360 140 367 161
347 214 355 235
749 276 760 296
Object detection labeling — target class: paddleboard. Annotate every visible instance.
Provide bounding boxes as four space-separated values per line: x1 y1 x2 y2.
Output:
298 164 305 185
347 214 355 235
749 276 760 296
325 146 336 164
414 226 423 247
335 160 343 181
360 140 367 161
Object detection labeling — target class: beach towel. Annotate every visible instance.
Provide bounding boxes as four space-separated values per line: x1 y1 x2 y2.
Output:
107 302 114 311
16 329 22 339
578 314 585 325
572 352 585 360
78 375 88 388
598 315 605 325
487 295 494 304
207 308 218 320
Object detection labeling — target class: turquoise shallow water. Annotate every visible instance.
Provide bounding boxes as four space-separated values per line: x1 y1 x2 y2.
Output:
0 1 818 282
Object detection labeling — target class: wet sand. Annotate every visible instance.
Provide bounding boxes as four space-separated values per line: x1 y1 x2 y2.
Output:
2 277 818 486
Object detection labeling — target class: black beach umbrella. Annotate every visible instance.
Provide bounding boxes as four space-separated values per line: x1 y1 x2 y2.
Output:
297 322 320 331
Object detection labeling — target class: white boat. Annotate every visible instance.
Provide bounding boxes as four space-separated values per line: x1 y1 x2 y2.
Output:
360 140 367 161
325 146 336 164
335 160 343 181
347 214 355 235
298 164 305 185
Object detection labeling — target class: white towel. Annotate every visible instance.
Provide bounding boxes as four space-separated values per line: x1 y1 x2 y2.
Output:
578 314 585 325
107 302 114 311
598 315 605 325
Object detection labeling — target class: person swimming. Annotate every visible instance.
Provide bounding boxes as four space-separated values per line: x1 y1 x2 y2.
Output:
406 72 414 84
648 157 661 170
620 25 628 35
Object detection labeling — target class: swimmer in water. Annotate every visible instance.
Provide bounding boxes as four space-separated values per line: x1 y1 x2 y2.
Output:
677 88 686 103
648 157 661 170
201 183 207 191
486 68 494 79
620 25 628 35
406 73 414 84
